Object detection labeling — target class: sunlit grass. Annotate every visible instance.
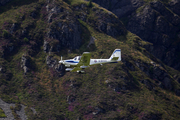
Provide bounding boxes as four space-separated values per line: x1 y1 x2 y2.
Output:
0 108 6 118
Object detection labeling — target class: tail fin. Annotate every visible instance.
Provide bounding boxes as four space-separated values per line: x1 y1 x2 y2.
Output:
109 49 121 61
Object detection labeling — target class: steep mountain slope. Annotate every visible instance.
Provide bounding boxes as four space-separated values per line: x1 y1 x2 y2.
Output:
0 0 180 119
91 0 180 71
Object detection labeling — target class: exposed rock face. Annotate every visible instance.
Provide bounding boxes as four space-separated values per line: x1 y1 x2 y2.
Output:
87 36 95 48
46 20 82 50
126 1 180 70
9 23 18 34
74 3 126 37
43 40 50 53
90 8 126 37
132 59 173 90
0 66 4 73
91 0 144 18
89 0 130 17
46 55 65 76
43 1 82 53
91 0 180 71
21 54 31 75
168 0 180 16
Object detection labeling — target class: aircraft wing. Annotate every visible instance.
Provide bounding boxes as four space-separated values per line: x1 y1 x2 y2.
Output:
70 52 91 72
77 52 91 66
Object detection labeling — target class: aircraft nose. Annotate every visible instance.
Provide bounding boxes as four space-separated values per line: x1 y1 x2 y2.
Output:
59 60 64 64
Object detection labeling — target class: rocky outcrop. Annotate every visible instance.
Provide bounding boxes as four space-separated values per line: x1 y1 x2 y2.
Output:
91 0 180 71
16 104 28 120
0 98 36 120
9 23 18 34
0 98 15 120
73 3 126 37
46 19 82 50
21 54 31 75
43 1 82 53
125 59 174 90
87 36 95 48
126 1 180 70
91 0 144 18
168 0 180 16
0 65 5 73
46 55 65 76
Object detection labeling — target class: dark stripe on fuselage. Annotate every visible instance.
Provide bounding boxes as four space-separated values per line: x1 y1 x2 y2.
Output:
65 60 79 63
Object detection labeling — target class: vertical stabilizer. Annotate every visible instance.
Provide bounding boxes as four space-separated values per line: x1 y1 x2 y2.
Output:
109 49 121 61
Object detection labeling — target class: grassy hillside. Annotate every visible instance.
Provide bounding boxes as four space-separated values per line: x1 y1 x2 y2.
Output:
0 0 180 119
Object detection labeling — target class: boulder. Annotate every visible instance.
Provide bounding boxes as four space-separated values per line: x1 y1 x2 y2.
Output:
87 36 95 48
43 40 50 53
92 0 144 18
0 66 4 73
46 55 65 76
67 95 76 104
46 55 57 68
21 54 31 74
9 23 18 34
92 107 104 115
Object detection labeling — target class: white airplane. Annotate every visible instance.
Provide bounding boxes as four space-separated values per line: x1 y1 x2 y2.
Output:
59 49 121 73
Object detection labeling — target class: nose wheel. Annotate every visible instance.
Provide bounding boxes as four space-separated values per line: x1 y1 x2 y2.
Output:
77 71 85 74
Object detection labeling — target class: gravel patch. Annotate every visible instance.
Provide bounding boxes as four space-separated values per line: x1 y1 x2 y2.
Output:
0 98 36 120
16 104 28 120
0 98 15 120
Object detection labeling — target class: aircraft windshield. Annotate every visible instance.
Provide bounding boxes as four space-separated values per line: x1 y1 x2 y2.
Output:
74 57 77 60
73 56 81 60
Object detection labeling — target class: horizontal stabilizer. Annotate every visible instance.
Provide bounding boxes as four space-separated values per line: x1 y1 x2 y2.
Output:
111 57 119 61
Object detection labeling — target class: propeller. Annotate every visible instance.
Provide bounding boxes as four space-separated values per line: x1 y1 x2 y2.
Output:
59 56 63 64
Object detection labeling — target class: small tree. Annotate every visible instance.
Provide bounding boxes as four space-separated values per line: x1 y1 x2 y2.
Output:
88 0 93 7
2 30 10 38
23 37 29 43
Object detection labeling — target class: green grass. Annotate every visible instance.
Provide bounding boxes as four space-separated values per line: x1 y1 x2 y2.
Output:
0 108 6 118
64 0 87 5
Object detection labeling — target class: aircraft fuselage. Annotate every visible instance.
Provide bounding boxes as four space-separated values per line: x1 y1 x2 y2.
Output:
61 59 117 67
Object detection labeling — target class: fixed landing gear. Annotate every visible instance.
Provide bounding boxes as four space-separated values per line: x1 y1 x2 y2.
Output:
77 70 85 74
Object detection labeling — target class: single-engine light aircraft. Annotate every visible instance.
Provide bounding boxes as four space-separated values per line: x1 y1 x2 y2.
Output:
59 49 121 73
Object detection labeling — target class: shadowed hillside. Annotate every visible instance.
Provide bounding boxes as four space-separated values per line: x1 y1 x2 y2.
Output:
0 0 180 119
91 0 180 71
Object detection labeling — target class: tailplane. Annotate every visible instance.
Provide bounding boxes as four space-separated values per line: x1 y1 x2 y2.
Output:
109 49 121 61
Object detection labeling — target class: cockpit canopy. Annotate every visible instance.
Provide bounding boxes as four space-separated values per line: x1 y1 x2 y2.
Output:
73 56 81 60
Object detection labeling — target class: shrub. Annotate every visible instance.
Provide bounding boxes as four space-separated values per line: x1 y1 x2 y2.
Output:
88 0 93 7
23 37 29 43
2 30 10 38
